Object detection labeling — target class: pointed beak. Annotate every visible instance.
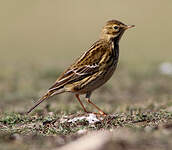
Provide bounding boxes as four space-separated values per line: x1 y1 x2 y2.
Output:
125 25 135 29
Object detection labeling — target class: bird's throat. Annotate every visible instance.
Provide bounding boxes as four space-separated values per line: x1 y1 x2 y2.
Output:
112 40 119 60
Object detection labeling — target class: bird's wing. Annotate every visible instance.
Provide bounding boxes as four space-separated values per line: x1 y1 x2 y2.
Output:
48 40 110 91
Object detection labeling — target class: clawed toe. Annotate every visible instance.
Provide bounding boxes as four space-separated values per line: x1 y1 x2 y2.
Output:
84 111 107 117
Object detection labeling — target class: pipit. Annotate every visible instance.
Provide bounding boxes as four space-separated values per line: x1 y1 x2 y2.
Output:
27 20 135 115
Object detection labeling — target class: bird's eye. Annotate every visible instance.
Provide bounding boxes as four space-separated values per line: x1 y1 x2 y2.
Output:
113 26 119 30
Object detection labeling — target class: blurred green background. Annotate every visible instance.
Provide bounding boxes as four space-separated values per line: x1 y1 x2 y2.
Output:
0 0 172 112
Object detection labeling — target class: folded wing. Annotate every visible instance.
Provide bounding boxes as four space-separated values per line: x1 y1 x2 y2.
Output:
48 40 110 92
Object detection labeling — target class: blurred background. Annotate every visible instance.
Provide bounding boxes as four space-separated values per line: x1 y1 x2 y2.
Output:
0 0 172 113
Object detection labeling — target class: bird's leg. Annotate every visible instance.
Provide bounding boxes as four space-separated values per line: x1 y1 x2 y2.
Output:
75 94 89 113
86 99 107 116
85 92 107 116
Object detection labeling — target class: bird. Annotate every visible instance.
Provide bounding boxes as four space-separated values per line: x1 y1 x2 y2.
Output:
27 20 135 116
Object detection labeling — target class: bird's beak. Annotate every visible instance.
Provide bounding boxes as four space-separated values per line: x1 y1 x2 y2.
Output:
125 25 135 29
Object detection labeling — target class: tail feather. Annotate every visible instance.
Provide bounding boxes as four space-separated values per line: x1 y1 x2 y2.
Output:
27 88 65 114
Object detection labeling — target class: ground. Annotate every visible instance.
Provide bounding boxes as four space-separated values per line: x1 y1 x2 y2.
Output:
1 63 172 150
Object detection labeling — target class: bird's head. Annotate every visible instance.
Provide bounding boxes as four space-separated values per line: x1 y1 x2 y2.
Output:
100 20 135 42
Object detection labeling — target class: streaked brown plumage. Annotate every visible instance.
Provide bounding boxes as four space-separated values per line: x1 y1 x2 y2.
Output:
27 20 135 115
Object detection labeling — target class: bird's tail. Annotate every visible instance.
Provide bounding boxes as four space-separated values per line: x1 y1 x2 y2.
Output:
27 88 65 114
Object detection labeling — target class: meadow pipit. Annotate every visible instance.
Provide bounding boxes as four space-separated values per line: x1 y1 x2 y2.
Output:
27 20 135 115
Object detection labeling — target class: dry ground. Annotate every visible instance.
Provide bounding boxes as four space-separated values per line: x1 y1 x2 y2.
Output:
1 65 172 150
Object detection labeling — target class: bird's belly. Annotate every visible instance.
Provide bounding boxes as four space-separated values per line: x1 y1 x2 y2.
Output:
76 64 117 94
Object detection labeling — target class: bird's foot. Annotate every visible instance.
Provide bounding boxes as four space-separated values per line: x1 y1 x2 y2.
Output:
85 111 107 117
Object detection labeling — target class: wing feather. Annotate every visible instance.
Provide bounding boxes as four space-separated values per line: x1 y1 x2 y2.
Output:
49 40 110 91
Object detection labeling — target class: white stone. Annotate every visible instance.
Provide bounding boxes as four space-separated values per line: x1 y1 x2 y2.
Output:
159 62 172 75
